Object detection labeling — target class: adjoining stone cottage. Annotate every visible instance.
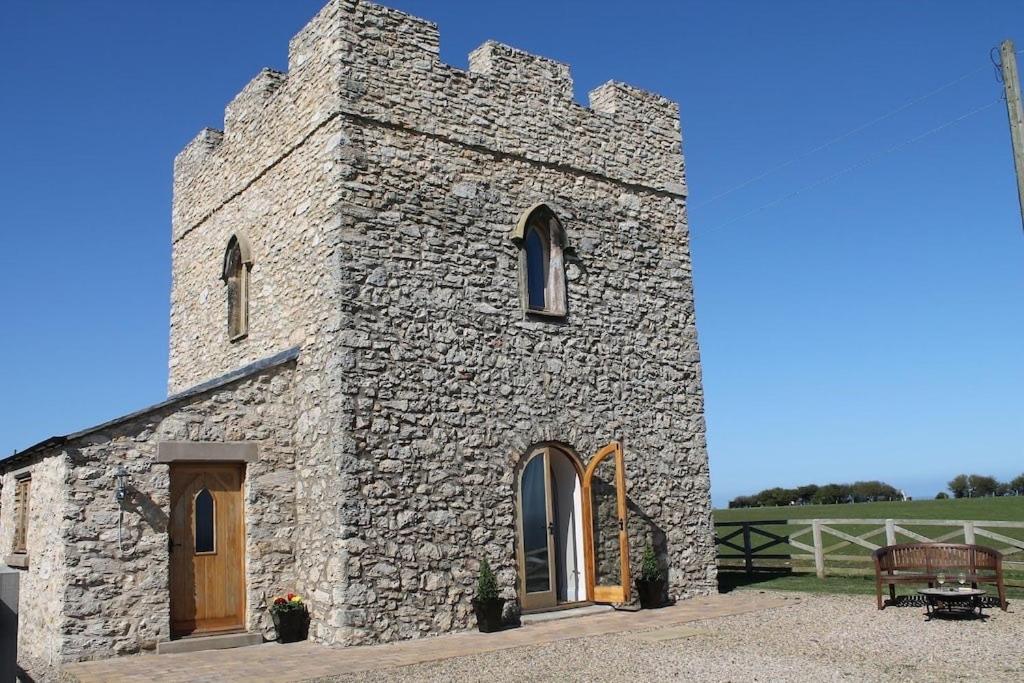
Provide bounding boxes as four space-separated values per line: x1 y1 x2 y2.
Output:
0 0 716 676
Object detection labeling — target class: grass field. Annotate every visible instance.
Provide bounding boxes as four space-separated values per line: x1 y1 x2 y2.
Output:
713 496 1024 598
715 496 1024 523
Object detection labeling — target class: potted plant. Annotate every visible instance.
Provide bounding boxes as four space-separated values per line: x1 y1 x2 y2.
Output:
270 593 309 643
471 558 506 633
635 545 664 609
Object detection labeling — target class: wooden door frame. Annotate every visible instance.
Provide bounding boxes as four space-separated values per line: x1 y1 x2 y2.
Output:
582 441 631 604
515 448 556 611
168 462 248 638
515 444 588 610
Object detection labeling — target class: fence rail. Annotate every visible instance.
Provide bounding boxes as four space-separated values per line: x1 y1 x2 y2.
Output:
715 518 1024 587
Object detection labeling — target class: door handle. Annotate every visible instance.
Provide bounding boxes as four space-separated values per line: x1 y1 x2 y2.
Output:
548 522 555 536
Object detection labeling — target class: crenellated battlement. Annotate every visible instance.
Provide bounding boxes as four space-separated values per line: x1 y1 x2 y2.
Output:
173 0 686 239
225 69 287 133
468 41 574 100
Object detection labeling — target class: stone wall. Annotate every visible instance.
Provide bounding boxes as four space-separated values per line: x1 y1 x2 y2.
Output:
167 5 352 647
0 454 68 680
328 119 714 644
168 0 714 648
0 359 299 670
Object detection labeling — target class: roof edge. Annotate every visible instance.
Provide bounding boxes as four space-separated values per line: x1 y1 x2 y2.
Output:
1 347 300 470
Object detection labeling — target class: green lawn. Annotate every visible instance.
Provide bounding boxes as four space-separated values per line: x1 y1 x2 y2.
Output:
717 570 1024 600
714 496 1024 523
713 496 1024 595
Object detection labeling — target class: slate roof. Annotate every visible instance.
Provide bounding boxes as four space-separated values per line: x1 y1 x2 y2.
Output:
0 347 300 470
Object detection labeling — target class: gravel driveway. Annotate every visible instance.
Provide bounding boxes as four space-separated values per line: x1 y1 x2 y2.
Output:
318 591 1023 682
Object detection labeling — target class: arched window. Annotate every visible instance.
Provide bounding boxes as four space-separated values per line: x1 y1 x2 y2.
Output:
513 204 567 317
222 235 252 341
524 224 548 310
194 488 215 554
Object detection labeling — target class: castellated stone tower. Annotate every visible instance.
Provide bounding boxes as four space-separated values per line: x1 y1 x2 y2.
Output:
170 0 714 646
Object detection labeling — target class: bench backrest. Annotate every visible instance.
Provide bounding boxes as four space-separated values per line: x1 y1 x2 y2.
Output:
874 543 1002 574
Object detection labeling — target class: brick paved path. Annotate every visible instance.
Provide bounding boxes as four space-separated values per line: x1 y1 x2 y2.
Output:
64 593 785 683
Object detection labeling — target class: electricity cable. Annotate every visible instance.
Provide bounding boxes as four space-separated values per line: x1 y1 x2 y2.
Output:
694 63 991 210
699 97 1003 235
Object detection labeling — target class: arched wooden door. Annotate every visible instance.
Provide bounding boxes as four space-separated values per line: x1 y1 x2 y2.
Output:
169 463 246 637
582 442 631 603
516 441 630 610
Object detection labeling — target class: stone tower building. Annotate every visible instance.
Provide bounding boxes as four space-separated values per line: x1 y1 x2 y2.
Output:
0 0 714 672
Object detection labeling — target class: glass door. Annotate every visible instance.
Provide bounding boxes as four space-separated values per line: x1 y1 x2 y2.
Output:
517 450 557 610
583 441 631 604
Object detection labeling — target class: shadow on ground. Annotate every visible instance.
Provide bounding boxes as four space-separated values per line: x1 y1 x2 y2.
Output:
717 570 795 593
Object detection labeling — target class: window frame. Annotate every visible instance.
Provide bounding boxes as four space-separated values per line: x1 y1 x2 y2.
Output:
513 204 568 319
222 234 253 342
12 475 30 555
193 487 217 556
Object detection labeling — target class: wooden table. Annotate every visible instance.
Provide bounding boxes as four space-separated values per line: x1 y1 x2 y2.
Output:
917 588 986 619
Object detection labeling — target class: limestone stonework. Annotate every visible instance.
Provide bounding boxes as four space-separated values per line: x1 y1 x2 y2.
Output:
0 360 297 678
1 0 715 672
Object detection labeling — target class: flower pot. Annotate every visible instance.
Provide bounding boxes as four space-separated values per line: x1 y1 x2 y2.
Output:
272 608 309 643
635 578 664 609
472 597 506 633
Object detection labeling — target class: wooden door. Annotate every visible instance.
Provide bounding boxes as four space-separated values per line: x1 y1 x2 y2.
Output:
516 450 558 611
582 442 631 603
169 463 246 637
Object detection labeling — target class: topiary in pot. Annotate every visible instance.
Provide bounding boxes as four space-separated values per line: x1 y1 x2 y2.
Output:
635 545 664 609
471 558 506 633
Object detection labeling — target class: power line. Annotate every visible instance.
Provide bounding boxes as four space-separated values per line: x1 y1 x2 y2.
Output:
698 97 1002 235
694 63 991 210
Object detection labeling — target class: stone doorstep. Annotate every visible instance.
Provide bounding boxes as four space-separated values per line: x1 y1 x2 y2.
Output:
519 604 614 625
156 631 263 655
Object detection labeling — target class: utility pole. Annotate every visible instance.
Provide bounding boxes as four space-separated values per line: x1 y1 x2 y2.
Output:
999 39 1024 232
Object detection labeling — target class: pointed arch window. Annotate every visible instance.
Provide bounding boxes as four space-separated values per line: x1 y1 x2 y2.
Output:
513 204 567 317
194 488 215 554
222 234 252 341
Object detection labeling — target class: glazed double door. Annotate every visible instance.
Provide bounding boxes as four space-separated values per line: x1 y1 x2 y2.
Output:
517 442 631 610
169 463 246 637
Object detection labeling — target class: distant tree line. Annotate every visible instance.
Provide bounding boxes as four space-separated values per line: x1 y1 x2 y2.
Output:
728 481 902 509
942 473 1024 499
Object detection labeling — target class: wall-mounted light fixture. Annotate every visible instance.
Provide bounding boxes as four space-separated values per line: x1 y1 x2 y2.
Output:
114 465 130 502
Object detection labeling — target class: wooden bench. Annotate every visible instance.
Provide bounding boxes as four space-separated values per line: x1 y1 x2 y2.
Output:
873 543 1007 611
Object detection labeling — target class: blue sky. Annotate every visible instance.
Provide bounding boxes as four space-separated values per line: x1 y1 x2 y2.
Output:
2 1 1023 507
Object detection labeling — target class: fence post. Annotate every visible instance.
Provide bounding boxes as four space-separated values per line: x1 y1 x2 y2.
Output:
964 520 975 544
812 520 825 579
885 519 896 546
742 522 753 575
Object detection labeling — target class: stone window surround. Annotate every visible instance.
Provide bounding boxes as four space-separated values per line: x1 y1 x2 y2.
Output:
511 203 567 318
222 233 253 343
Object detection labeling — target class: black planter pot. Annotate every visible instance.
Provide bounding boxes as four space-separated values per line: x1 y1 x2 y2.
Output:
472 597 506 633
635 578 664 609
273 608 310 643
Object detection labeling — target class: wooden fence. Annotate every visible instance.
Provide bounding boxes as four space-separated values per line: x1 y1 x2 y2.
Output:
715 518 1024 586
